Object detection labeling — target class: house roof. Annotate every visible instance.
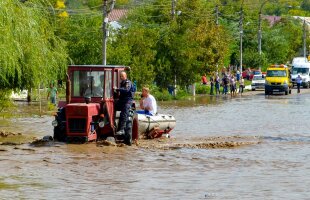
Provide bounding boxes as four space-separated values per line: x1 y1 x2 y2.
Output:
108 9 128 22
262 15 282 26
264 16 310 26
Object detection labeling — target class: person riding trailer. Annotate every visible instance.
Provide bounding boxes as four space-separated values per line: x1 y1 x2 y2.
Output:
137 87 157 116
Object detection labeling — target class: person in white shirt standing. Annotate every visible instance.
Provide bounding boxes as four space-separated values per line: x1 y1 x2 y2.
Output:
137 87 157 116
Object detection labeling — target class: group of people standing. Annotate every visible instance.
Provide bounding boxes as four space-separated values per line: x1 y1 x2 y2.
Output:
202 72 245 97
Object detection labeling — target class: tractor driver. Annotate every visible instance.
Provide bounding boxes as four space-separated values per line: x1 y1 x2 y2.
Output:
84 76 103 97
114 71 135 136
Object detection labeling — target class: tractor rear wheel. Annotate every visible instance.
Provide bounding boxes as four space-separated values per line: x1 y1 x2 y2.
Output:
124 119 133 146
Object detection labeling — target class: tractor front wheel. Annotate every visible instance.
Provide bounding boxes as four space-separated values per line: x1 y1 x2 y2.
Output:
53 126 66 142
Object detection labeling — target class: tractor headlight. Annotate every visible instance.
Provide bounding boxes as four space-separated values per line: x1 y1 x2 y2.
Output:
52 120 58 127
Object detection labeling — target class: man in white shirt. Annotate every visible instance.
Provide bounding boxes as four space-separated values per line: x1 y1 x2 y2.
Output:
137 87 157 115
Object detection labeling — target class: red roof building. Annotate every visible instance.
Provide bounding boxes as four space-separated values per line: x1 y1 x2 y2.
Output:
108 9 128 22
262 15 282 26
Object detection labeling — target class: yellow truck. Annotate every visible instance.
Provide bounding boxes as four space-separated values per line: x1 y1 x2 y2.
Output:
265 64 292 95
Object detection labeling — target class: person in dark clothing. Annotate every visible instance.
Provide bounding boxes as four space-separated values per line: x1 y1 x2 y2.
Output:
210 76 214 95
222 75 229 95
114 71 135 136
215 74 220 95
296 74 302 93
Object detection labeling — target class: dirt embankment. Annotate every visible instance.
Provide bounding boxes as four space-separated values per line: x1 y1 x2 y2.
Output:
0 131 27 145
98 135 262 149
133 135 261 150
1 131 261 150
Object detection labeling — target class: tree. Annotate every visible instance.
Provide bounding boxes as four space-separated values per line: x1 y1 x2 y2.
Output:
63 15 103 65
108 24 158 87
0 0 67 92
263 18 303 65
110 0 231 88
58 0 307 91
301 0 310 11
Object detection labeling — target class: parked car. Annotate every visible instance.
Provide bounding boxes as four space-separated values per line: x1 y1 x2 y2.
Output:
242 69 262 80
251 74 265 91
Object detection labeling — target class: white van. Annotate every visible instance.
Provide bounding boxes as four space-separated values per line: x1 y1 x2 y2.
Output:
291 60 310 88
292 57 308 65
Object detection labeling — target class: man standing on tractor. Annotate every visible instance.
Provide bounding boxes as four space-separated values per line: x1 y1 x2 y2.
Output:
114 71 135 136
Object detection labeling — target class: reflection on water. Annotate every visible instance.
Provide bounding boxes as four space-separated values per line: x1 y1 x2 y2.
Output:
1 93 310 199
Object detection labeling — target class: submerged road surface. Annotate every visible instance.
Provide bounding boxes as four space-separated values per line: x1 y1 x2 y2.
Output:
0 88 310 199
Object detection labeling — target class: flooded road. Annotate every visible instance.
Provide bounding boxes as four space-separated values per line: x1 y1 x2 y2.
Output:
1 90 310 199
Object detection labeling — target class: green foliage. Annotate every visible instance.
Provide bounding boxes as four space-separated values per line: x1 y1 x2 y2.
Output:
174 88 189 100
263 18 303 65
242 49 268 69
111 0 231 89
152 88 173 101
301 0 310 11
196 84 210 95
0 90 15 116
85 0 130 9
1 0 309 97
66 0 88 9
59 0 308 94
47 102 57 111
212 1 305 70
63 14 102 64
0 0 67 90
108 24 158 87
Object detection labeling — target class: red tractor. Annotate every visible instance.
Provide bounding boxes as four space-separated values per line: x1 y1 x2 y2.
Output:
52 65 137 145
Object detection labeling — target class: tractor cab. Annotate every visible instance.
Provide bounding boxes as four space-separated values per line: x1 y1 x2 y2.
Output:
52 65 137 145
64 65 126 104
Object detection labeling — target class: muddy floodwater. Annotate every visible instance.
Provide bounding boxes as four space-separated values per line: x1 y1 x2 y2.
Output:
1 90 310 199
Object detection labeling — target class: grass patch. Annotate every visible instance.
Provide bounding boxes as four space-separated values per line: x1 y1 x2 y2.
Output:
0 182 20 190
0 133 34 145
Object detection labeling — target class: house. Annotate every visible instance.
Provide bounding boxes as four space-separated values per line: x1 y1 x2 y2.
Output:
108 9 128 22
108 9 128 29
262 15 282 26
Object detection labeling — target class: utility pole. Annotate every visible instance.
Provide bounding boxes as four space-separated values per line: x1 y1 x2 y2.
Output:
215 5 219 26
171 0 177 96
102 0 108 65
258 0 269 55
258 11 262 55
102 0 115 65
215 5 219 73
303 18 307 58
258 10 262 71
171 0 176 19
239 8 243 73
